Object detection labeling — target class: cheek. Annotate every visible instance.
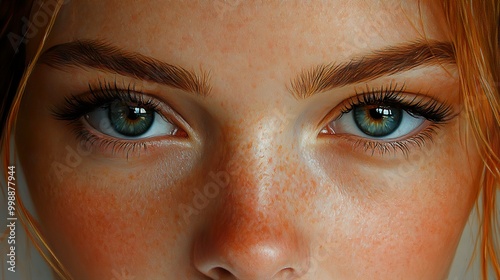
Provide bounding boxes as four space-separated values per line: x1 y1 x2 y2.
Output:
42 182 156 274
16 114 200 279
21 158 209 279
310 177 478 279
22 163 183 278
307 120 481 278
361 183 470 267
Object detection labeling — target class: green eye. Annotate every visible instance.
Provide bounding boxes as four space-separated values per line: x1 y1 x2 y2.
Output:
327 104 426 141
84 99 179 140
353 106 403 137
109 100 155 137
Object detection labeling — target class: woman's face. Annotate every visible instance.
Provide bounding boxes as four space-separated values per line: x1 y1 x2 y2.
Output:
16 1 483 279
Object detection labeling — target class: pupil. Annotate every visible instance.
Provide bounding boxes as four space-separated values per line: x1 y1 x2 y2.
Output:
127 107 144 121
369 108 384 120
369 107 394 123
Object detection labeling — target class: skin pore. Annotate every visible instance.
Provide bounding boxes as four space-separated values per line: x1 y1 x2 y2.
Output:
15 1 483 279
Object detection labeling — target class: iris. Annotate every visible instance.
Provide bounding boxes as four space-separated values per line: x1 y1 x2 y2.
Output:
108 100 154 136
353 105 402 137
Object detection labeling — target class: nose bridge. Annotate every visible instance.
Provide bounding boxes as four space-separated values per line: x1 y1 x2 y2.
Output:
215 118 291 238
221 113 293 198
215 113 303 231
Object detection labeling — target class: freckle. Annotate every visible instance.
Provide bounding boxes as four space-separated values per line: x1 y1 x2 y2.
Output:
267 41 275 50
181 34 193 44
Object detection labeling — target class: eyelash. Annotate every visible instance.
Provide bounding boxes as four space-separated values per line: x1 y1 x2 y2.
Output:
52 81 454 158
51 80 174 157
324 84 454 156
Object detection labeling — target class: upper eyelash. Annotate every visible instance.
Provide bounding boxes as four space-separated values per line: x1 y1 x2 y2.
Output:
50 80 174 157
53 81 453 158
51 80 161 121
339 83 454 123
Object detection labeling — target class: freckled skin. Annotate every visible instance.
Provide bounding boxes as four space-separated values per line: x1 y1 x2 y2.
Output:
16 1 483 279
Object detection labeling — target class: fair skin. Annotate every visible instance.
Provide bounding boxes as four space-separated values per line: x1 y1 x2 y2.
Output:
16 1 483 279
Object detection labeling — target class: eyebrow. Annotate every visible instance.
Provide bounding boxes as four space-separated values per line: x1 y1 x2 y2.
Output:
290 41 455 99
39 40 455 99
39 40 212 96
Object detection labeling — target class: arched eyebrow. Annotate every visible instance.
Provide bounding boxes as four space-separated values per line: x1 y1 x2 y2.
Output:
289 41 455 99
39 40 455 99
38 40 212 97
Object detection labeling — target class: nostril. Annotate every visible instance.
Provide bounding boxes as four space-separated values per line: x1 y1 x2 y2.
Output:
273 267 303 280
207 267 236 279
279 267 294 278
192 202 310 280
207 266 298 280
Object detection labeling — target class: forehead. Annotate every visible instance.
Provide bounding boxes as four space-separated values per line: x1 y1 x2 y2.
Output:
43 0 449 65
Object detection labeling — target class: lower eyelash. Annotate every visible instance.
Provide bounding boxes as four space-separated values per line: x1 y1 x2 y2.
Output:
70 121 149 159
344 124 440 157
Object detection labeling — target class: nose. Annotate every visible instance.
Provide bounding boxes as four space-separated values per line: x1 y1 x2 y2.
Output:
193 117 310 279
193 196 310 280
192 159 310 280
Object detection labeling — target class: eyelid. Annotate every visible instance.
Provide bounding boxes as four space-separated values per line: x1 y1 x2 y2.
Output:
52 80 192 137
316 86 454 134
315 84 457 157
50 81 194 158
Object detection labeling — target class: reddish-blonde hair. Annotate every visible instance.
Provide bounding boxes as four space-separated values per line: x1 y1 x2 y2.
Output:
442 0 499 278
